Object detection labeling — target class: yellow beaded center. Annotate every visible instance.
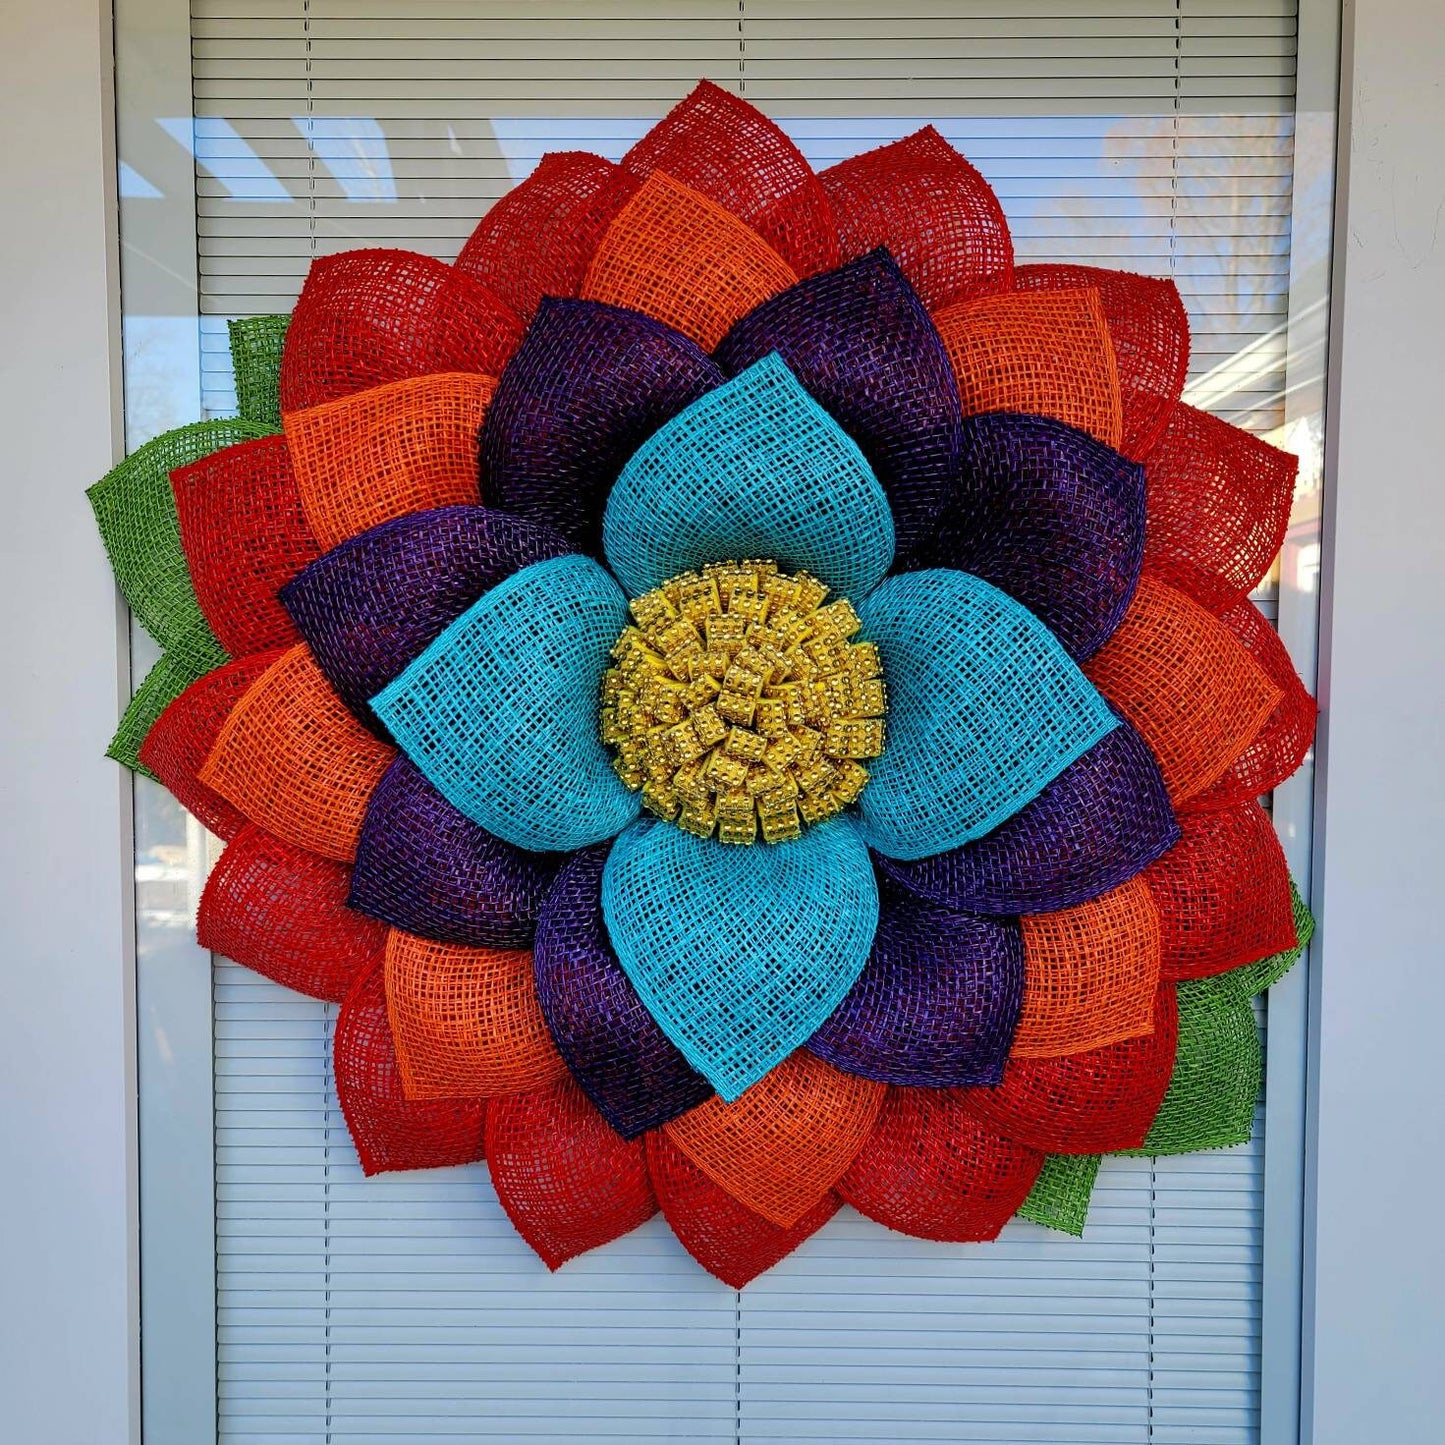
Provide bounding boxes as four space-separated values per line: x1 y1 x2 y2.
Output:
600 560 887 845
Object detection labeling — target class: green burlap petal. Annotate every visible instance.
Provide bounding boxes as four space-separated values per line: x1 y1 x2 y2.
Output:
1017 1152 1102 1236
228 315 289 430
107 633 228 775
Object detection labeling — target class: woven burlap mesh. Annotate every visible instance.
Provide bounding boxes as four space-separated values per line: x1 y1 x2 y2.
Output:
1223 880 1313 998
602 353 895 602
479 298 723 552
962 984 1179 1154
372 554 640 853
621 80 839 280
1016 1152 1102 1237
227 315 289 430
334 961 487 1176
714 249 963 563
857 569 1118 860
918 411 1146 662
534 846 712 1140
281 504 571 737
1013 876 1163 1058
646 1131 840 1289
581 171 798 351
1144 801 1297 981
171 432 319 656
1014 264 1189 462
600 819 879 1103
284 371 494 550
876 718 1179 916
278 248 522 413
454 151 640 321
383 930 564 1100
933 288 1124 449
349 757 562 951
1084 575 1283 804
806 882 1024 1087
108 643 226 777
485 1076 657 1271
663 1052 885 1228
819 126 1014 308
198 822 387 1002
138 650 285 840
199 644 395 863
1143 402 1299 613
839 1089 1044 1244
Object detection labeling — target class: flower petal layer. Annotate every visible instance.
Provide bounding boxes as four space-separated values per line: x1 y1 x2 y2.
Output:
279 249 522 412
454 152 640 320
714 249 963 560
875 718 1178 914
582 172 798 350
622 80 838 278
919 412 1144 661
171 433 320 655
200 644 395 862
349 757 562 950
383 930 564 1099
1223 881 1313 999
479 299 724 552
856 569 1119 861
198 822 386 1002
1084 576 1282 803
839 1089 1044 1243
806 884 1023 1086
1012 877 1162 1057
819 127 1013 307
534 847 712 1139
372 555 639 853
486 1077 657 1270
602 352 895 601
601 818 878 1102
1017 1153 1102 1237
664 1053 885 1228
281 505 572 736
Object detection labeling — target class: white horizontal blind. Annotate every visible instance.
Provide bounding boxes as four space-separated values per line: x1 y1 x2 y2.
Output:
184 3 1299 1440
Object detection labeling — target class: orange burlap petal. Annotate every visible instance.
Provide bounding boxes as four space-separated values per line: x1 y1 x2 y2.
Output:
283 371 495 550
1013 876 1163 1058
199 644 394 862
1085 576 1282 804
383 931 565 1101
581 171 798 351
932 287 1124 449
663 1052 885 1228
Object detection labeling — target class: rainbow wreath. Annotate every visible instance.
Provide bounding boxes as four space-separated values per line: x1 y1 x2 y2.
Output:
91 82 1317 1285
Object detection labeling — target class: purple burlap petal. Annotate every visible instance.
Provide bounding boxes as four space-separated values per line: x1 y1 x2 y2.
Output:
916 413 1145 661
479 298 725 552
280 505 572 737
876 716 1179 915
806 880 1023 1086
714 249 962 562
349 756 562 949
534 846 713 1139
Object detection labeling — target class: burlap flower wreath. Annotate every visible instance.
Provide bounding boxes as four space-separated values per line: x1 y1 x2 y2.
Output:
90 82 1316 1285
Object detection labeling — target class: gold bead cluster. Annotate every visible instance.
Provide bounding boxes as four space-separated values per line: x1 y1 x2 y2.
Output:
600 560 886 845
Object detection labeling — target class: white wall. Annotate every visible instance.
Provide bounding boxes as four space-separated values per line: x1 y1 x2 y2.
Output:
0 2 138 1443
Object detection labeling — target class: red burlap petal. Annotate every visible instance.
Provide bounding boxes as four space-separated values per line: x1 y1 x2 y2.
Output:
1143 403 1299 613
819 126 1013 308
454 152 640 321
622 79 838 278
171 433 320 655
334 961 487 1176
137 650 285 840
962 985 1179 1154
646 1132 840 1288
839 1089 1043 1243
486 1077 657 1271
1145 802 1297 981
1014 264 1189 462
198 823 386 1002
279 249 522 412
